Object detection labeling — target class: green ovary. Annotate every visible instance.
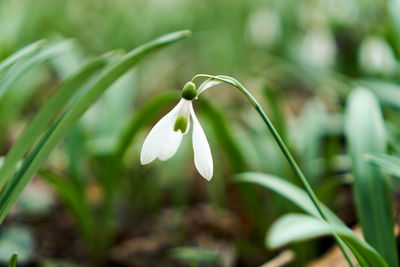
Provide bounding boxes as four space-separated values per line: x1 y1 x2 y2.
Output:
174 117 188 133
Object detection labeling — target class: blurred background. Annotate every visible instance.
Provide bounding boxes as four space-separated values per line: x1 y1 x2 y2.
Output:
0 0 400 266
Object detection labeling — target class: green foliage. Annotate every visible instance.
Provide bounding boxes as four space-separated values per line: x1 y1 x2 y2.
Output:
0 41 74 98
366 153 400 178
345 88 398 267
0 30 190 224
7 253 17 267
169 247 222 266
0 52 114 189
1 0 400 265
267 213 332 248
236 172 388 266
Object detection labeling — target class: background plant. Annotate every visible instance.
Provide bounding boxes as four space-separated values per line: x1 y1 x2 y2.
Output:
1 0 400 266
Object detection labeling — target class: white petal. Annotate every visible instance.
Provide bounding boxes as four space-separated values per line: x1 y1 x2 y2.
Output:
158 130 183 161
158 100 192 160
179 100 192 135
190 105 213 180
140 100 184 164
197 79 221 96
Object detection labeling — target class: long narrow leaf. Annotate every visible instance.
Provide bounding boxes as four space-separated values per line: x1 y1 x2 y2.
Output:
267 213 331 249
39 170 93 242
7 253 17 267
358 79 400 110
0 40 75 98
200 100 248 171
365 153 400 178
236 172 388 266
0 40 46 73
267 212 378 267
345 88 398 266
0 52 116 189
0 30 190 223
388 0 400 54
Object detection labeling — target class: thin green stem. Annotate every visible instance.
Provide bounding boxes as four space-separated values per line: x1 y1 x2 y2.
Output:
192 74 355 267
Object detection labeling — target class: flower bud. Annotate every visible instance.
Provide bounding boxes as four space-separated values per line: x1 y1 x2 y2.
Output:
181 82 197 100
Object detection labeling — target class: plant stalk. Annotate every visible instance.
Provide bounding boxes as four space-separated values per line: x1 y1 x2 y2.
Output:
192 74 355 267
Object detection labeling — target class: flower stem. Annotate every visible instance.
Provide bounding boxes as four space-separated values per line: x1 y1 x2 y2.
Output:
192 74 355 267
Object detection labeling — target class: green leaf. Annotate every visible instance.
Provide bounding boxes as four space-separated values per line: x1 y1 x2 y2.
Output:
200 99 248 172
345 88 398 267
365 153 400 178
388 0 400 54
267 213 331 249
0 52 115 190
39 169 93 243
169 247 221 264
236 172 320 217
267 212 386 267
0 30 190 224
7 253 17 267
358 79 400 110
236 172 388 266
0 40 75 98
0 40 46 74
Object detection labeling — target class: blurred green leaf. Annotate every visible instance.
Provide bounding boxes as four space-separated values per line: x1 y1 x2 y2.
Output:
201 99 248 172
365 153 400 178
267 213 331 249
358 79 400 110
169 246 221 265
42 259 79 267
40 169 93 243
0 40 75 98
388 0 400 54
0 51 115 190
0 30 190 224
345 88 398 267
236 172 388 266
7 253 17 267
0 40 46 74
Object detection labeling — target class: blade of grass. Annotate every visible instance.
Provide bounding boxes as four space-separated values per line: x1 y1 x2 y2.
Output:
388 0 400 55
345 88 398 267
0 30 190 224
0 40 46 73
236 172 388 266
358 79 400 110
169 247 221 265
365 153 400 178
0 40 75 98
7 253 17 267
200 99 248 171
39 169 93 244
0 51 117 189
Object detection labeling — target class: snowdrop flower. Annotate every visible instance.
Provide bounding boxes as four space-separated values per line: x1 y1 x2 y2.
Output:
140 82 214 180
359 36 397 76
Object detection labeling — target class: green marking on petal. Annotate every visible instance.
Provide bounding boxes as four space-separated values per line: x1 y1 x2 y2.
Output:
174 116 188 133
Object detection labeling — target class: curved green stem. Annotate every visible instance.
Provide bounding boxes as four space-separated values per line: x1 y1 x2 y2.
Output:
192 74 355 267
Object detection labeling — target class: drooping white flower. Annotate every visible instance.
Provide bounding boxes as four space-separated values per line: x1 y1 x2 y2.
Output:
140 82 214 181
359 36 397 76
